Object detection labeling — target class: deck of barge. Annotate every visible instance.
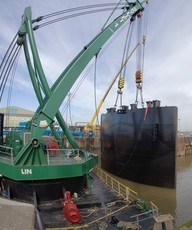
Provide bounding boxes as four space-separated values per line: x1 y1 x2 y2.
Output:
0 168 161 230
38 170 157 229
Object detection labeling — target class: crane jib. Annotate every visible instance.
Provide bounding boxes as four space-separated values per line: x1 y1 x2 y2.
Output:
41 2 144 126
14 1 145 165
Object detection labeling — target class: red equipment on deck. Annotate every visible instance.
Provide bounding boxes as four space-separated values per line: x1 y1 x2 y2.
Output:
62 191 81 224
48 141 60 155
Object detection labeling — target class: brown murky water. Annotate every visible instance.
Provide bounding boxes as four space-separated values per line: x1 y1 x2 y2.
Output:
100 154 192 227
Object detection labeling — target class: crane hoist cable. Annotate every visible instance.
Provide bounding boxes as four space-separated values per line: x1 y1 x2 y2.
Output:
60 27 127 123
141 0 149 81
85 42 140 131
0 45 21 127
0 38 21 101
0 2 128 124
114 18 135 108
93 53 100 128
61 13 131 119
61 23 127 111
135 1 149 107
32 3 125 30
65 92 73 126
0 33 21 126
101 0 123 30
6 50 21 127
135 11 144 107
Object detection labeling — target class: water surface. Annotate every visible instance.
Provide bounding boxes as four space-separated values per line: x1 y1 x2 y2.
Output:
105 154 192 227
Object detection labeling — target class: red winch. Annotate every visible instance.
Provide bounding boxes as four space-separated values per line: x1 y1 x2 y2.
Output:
48 141 60 155
62 191 81 224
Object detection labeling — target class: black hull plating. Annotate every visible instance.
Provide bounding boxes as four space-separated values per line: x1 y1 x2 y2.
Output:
1 175 87 203
101 102 177 188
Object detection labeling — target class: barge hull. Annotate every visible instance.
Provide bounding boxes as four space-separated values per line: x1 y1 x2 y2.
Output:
101 101 177 188
1 175 87 203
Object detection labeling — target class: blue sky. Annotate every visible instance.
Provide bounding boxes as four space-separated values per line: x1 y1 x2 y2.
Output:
1 0 192 131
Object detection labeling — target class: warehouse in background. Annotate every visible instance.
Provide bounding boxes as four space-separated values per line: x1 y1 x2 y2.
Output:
0 106 34 127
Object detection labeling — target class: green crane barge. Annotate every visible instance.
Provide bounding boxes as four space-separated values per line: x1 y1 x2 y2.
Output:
0 1 146 202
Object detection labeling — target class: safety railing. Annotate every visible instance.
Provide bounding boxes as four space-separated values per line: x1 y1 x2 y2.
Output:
46 148 90 166
130 202 159 228
150 201 159 217
93 167 138 202
0 145 93 166
93 167 160 228
0 145 14 165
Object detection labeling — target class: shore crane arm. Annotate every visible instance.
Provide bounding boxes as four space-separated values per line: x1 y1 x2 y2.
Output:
15 1 146 165
84 42 140 132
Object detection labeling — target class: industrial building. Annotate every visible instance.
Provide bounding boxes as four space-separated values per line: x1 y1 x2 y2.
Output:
0 106 34 127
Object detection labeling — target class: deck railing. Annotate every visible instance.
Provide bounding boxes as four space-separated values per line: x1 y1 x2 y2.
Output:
46 148 89 165
130 205 159 228
93 166 138 202
93 166 159 223
0 146 92 166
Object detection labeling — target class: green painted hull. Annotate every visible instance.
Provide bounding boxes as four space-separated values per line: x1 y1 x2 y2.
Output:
0 151 98 201
0 154 98 181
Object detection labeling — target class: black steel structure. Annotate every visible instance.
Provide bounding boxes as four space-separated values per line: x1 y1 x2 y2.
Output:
101 100 178 188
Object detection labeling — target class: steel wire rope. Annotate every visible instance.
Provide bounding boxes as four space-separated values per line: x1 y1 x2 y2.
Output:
24 2 132 122
0 40 19 98
49 3 126 117
34 2 135 123
136 17 143 75
135 2 149 107
0 33 18 75
33 7 123 31
115 28 131 107
58 0 148 115
90 0 123 127
60 62 94 116
121 24 133 77
0 4 125 115
3 46 21 127
93 54 100 127
31 4 126 126
140 1 149 89
0 45 21 101
32 4 122 126
135 14 144 106
101 0 123 30
0 33 20 127
5 48 22 127
60 22 129 117
114 19 135 107
35 3 125 20
66 92 73 126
